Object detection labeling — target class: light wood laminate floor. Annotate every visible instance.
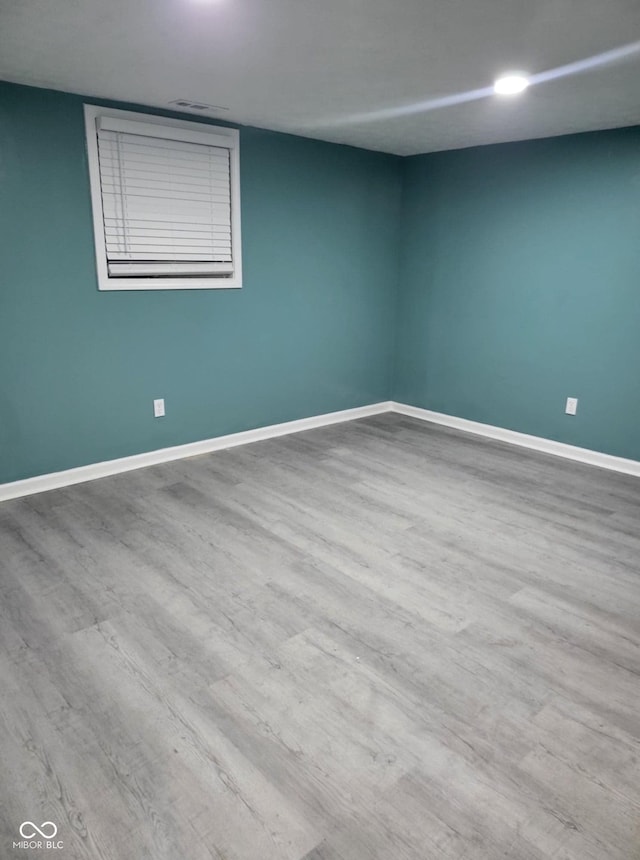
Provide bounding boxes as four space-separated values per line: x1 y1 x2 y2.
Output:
1 414 639 859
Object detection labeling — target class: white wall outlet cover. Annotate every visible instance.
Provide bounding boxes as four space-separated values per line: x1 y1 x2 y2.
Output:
565 397 578 416
153 398 165 418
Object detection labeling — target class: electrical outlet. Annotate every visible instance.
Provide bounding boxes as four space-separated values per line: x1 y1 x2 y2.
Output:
153 398 165 418
565 397 578 416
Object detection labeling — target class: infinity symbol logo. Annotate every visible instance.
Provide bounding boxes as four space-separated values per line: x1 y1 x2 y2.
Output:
19 821 58 839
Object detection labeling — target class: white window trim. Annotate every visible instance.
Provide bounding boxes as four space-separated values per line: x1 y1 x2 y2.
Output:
84 104 242 291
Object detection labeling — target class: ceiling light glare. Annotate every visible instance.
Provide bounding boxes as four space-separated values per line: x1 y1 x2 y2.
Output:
493 74 530 95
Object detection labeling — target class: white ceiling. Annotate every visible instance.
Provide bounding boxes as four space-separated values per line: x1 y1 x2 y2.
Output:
1 0 639 155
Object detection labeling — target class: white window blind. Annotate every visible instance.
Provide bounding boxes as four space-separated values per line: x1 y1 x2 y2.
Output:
84 106 242 290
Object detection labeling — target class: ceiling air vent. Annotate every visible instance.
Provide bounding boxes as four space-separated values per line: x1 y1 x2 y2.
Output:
169 99 229 113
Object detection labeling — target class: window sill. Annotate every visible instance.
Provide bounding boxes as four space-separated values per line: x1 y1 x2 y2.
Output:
97 278 243 291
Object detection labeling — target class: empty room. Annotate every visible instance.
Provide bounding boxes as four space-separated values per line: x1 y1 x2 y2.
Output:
1 0 639 857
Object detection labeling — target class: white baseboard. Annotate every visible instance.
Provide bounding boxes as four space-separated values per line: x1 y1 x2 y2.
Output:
3 398 638 501
391 401 640 478
0 401 394 502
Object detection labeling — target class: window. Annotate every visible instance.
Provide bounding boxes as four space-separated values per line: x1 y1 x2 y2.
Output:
84 105 242 290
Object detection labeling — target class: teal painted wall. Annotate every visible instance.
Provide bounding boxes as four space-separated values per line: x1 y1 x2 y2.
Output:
395 129 640 461
3 79 640 484
0 82 402 483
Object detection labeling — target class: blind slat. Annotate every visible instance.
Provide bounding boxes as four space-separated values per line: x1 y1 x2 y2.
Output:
101 185 230 203
98 140 229 169
98 171 231 192
101 184 230 200
97 117 234 150
98 152 230 178
108 253 233 261
104 214 230 227
106 237 232 250
108 262 233 276
105 226 231 238
98 156 230 180
98 127 231 154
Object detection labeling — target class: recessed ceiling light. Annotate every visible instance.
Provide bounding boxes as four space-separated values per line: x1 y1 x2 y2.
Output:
493 74 530 95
